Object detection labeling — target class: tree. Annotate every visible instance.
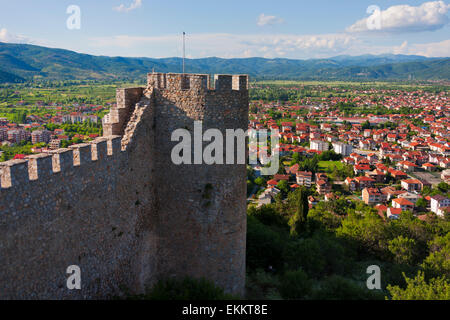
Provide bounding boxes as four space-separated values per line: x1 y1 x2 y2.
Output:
421 233 450 279
388 236 417 265
287 188 309 236
312 275 383 300
437 182 449 194
387 272 450 300
279 269 312 299
416 197 428 210
362 120 371 130
246 215 285 271
254 177 265 187
277 180 289 195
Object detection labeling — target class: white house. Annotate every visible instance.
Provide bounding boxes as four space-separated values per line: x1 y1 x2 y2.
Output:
332 142 353 156
310 140 329 152
430 195 450 217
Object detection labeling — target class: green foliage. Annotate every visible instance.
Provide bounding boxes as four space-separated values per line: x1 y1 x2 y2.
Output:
285 188 309 236
131 277 235 300
312 275 384 300
254 177 265 186
0 140 46 161
416 197 428 209
421 233 450 279
388 236 417 265
283 231 354 278
246 215 285 271
247 204 286 228
437 182 449 194
11 110 27 124
387 271 450 300
336 210 388 258
246 269 281 300
279 269 313 299
45 122 102 136
276 180 289 196
246 191 450 299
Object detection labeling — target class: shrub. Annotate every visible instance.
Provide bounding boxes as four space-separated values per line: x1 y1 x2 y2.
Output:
134 277 235 300
279 269 312 300
312 275 384 300
246 215 285 271
387 272 450 300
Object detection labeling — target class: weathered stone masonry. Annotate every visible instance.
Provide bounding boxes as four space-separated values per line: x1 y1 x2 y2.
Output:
0 73 248 299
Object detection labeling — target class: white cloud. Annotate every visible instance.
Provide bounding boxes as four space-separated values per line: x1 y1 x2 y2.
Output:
0 28 32 43
257 14 284 27
113 0 143 13
89 33 357 59
347 1 450 33
392 39 450 57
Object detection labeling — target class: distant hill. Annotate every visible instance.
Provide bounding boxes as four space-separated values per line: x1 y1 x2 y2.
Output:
0 42 449 83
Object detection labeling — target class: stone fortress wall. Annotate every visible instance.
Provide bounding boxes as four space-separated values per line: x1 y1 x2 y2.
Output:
0 72 248 299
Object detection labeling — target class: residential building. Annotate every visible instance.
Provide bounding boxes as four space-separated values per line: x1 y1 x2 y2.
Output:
31 130 51 144
296 171 313 187
387 207 402 219
332 142 353 156
392 198 414 212
401 179 422 192
430 195 450 217
362 187 387 205
310 140 328 152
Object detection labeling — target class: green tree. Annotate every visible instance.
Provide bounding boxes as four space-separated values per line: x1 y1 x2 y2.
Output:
421 233 450 279
287 188 309 236
387 272 450 300
279 269 312 299
388 236 417 265
313 275 383 300
254 177 265 187
416 197 428 209
437 182 449 194
277 180 289 195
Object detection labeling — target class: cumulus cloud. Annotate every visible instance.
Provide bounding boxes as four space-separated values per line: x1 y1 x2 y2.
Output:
257 14 284 27
89 33 357 59
393 39 450 57
347 1 450 33
113 0 143 13
0 28 32 43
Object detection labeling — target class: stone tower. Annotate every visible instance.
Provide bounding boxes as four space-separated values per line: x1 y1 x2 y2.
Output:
105 72 249 295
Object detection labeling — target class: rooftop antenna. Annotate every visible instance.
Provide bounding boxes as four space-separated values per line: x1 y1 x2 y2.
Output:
182 32 186 74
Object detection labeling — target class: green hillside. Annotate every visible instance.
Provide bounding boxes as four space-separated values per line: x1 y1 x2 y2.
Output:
0 42 448 83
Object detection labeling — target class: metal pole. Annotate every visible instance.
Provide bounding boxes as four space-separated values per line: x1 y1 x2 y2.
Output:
182 32 185 74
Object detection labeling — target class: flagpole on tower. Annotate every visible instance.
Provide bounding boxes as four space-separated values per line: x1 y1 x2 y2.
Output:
182 32 186 74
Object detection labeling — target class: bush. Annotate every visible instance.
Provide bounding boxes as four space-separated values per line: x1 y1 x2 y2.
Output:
312 275 384 300
388 236 417 265
246 215 285 271
387 272 450 300
133 277 235 300
279 269 312 299
246 269 281 300
283 231 354 278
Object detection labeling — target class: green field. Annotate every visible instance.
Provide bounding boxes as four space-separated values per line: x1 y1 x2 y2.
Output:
318 161 344 172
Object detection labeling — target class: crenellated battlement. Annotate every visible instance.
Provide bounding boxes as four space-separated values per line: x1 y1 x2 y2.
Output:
0 136 122 190
147 72 248 91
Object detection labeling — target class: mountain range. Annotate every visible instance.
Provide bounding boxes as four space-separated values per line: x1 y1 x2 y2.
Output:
0 42 449 83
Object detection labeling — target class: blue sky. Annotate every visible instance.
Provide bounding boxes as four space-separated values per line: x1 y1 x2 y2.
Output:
0 0 449 59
